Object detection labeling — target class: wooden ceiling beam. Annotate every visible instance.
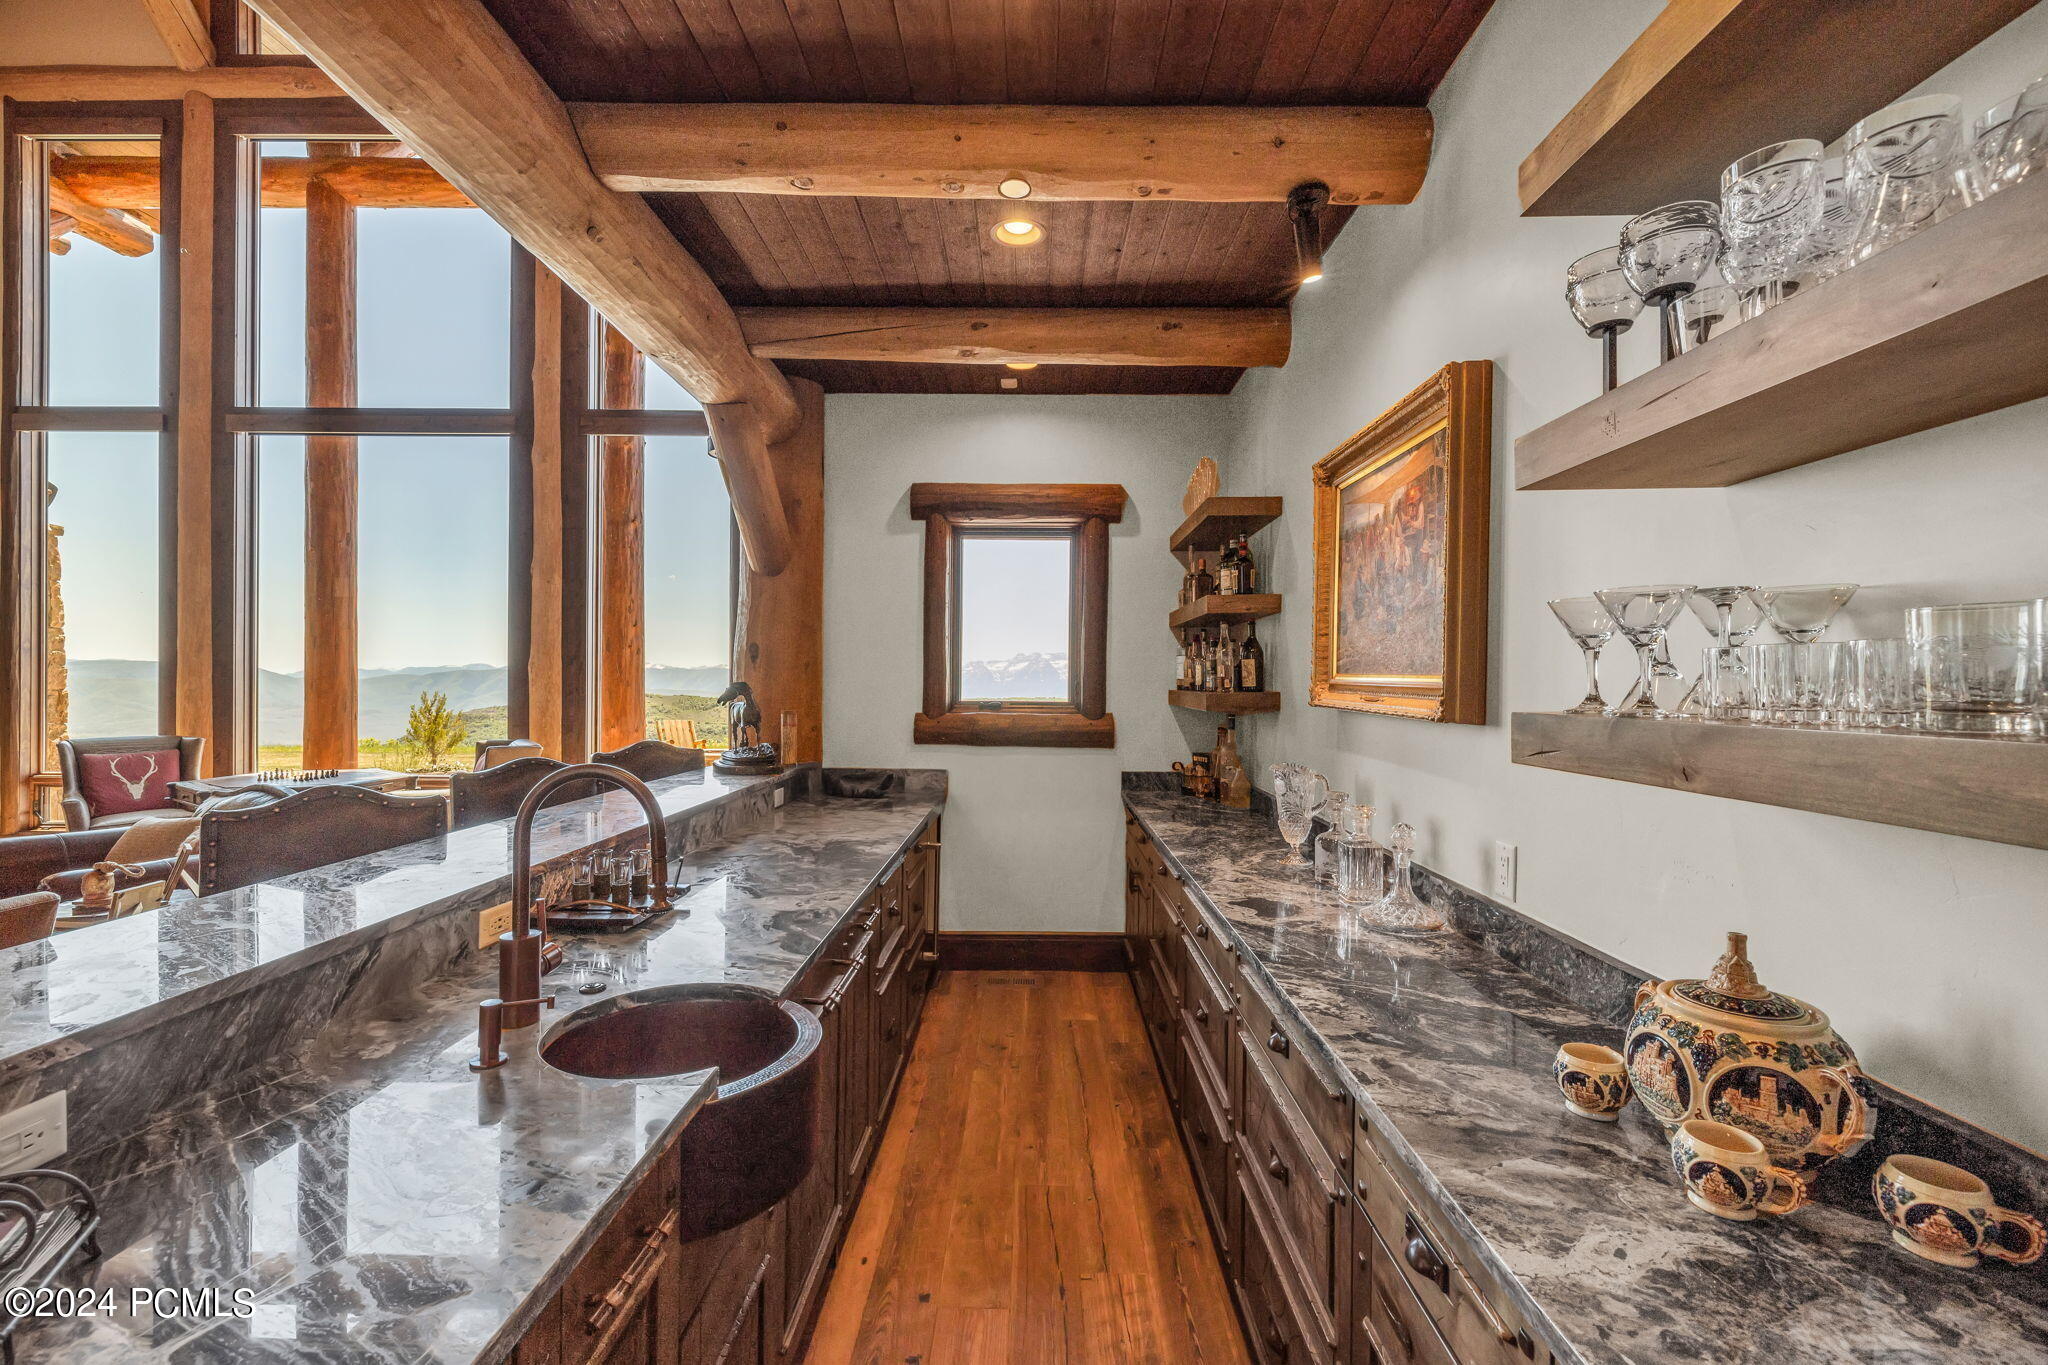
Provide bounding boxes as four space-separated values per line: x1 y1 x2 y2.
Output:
46 182 154 257
0 65 344 101
571 102 1432 205
51 155 471 210
244 0 799 573
737 307 1290 368
137 0 216 71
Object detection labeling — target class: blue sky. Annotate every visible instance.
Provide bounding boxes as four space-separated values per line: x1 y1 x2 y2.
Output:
45 141 731 676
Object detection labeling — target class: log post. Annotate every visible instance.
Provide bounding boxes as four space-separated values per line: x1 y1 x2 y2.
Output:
302 161 358 769
733 379 824 763
597 323 645 751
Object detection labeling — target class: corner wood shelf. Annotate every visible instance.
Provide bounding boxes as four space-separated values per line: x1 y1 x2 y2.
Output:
1511 712 2048 851
1170 593 1281 632
1517 0 2032 216
1170 496 1281 554
1168 690 1281 716
1515 171 2048 490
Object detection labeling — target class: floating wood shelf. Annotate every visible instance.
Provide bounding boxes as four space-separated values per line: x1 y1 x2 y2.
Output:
1170 497 1282 554
1516 172 2048 490
1168 690 1281 715
1511 712 2048 851
1518 0 2033 216
1170 594 1281 632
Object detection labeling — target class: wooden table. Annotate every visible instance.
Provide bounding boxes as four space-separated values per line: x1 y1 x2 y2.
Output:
169 768 417 810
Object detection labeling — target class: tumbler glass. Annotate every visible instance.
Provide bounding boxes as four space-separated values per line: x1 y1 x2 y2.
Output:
1906 602 2039 735
1721 139 1824 310
1850 638 1918 729
1801 157 1858 281
1675 284 1741 351
1846 95 1969 261
1974 75 2048 197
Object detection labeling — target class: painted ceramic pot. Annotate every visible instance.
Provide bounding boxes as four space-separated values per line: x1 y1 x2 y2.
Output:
1873 1155 2047 1269
1553 1042 1632 1121
1669 1119 1810 1221
1625 932 1874 1173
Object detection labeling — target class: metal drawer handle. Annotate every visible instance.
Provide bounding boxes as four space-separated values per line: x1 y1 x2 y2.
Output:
1382 1301 1413 1358
1355 1175 1370 1202
1266 1145 1290 1186
1193 920 1209 938
1194 1003 1209 1024
1266 1028 1290 1057
1403 1215 1451 1293
1261 1315 1290 1360
586 1209 678 1334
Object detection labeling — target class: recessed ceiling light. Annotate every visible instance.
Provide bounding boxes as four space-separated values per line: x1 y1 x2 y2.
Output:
1288 180 1331 286
998 177 1032 199
991 218 1044 246
1005 362 1039 371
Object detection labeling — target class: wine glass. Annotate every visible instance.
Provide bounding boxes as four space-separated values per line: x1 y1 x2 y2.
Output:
1680 586 1763 717
1846 95 1968 262
1269 764 1328 863
1547 596 1615 715
1751 584 1858 642
1619 202 1723 362
1594 585 1693 718
1566 246 1642 393
1720 140 1824 315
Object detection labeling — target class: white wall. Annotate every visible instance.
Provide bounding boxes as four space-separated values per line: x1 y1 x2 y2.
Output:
822 395 1234 933
1228 0 2048 1148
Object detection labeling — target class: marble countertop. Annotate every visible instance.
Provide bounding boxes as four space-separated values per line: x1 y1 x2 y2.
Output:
1123 790 2048 1365
12 786 943 1364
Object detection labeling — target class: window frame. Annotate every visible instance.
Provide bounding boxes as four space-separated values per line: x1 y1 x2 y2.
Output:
909 482 1123 749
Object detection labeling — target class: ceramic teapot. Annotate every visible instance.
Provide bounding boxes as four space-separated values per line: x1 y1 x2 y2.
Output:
1624 932 1874 1173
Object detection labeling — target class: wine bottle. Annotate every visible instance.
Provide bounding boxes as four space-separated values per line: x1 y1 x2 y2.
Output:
1240 621 1266 692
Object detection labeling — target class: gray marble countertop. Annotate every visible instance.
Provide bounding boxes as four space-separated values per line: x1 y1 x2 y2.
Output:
1123 790 2048 1365
11 786 943 1364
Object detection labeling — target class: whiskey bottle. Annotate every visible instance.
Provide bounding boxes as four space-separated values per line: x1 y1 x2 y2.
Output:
1192 556 1216 599
1217 627 1238 691
1174 633 1190 690
1218 540 1239 595
1239 621 1266 692
1235 536 1257 593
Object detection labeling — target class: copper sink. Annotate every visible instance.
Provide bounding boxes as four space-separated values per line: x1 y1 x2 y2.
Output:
541 983 822 1241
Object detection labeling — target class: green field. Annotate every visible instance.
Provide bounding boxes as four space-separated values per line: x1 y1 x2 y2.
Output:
257 693 730 773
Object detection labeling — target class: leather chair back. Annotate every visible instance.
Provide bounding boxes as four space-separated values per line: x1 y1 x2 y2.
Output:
448 756 604 831
197 786 446 896
0 892 60 950
474 739 544 771
588 739 705 784
57 735 205 830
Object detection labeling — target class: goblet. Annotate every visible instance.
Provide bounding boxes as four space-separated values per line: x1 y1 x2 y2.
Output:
1269 764 1328 863
1547 596 1616 715
1594 585 1693 718
1565 246 1643 393
1721 140 1824 315
1846 95 1968 262
1751 584 1858 643
1619 202 1724 363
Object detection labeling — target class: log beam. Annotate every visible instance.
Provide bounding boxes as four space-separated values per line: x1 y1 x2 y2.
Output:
51 155 470 210
0 65 344 101
737 306 1290 368
571 102 1433 205
138 0 216 70
45 182 154 257
596 324 646 751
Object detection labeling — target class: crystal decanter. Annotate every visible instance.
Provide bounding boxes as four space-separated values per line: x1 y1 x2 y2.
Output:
1364 823 1443 932
1313 791 1350 886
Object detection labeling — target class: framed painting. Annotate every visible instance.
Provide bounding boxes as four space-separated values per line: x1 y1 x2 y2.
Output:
1310 361 1492 724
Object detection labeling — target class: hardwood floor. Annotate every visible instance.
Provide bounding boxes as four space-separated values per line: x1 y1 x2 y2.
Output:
804 970 1249 1365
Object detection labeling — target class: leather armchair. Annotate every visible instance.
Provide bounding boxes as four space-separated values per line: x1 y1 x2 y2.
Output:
589 739 704 784
56 735 206 831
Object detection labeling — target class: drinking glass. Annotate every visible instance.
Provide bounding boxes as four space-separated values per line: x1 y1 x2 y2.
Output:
1721 140 1824 312
1906 602 2039 735
1697 647 1754 720
1751 642 1852 725
1547 596 1615 715
1270 764 1329 860
1566 246 1643 393
1752 584 1858 643
1846 95 1969 262
1675 283 1740 351
1850 638 1918 729
1801 157 1859 282
1976 76 2048 196
1594 585 1692 718
1619 202 1724 362
1679 586 1762 716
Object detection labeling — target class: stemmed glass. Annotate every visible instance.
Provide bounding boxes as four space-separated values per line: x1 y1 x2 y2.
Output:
1547 596 1615 715
1720 139 1824 316
1975 75 2048 197
1619 202 1724 362
1751 584 1858 642
1269 764 1328 863
1594 585 1693 718
1681 585 1763 717
1846 96 1969 262
1565 246 1643 394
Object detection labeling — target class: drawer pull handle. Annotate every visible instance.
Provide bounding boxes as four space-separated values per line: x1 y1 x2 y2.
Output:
1266 1146 1290 1185
1403 1215 1451 1293
1261 1316 1290 1360
586 1209 679 1335
1194 1003 1209 1024
1355 1176 1370 1202
1193 920 1209 938
1382 1302 1413 1358
1450 1258 1521 1345
1266 1028 1290 1057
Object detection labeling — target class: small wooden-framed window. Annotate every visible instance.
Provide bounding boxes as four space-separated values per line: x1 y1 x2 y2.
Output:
910 483 1125 748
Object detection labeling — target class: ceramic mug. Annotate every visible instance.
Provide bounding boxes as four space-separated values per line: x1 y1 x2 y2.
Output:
1669 1119 1810 1221
1873 1154 2047 1268
1553 1042 1632 1121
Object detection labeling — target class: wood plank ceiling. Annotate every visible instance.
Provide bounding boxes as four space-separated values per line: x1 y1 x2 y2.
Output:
479 0 1496 394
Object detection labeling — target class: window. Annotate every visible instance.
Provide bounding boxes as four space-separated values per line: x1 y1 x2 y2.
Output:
910 483 1124 748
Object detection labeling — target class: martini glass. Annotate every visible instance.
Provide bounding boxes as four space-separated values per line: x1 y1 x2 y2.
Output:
1751 584 1858 642
1547 596 1616 715
1594 586 1693 718
1680 586 1764 717
1566 246 1643 393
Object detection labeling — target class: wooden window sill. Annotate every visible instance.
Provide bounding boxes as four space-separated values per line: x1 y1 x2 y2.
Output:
914 709 1116 749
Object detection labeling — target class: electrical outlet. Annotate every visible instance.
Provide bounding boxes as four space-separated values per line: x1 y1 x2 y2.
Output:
772 786 786 808
1492 841 1518 904
0 1091 67 1176
476 901 512 950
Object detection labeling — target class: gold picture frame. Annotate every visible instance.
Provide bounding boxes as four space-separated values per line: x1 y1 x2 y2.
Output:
1310 362 1492 724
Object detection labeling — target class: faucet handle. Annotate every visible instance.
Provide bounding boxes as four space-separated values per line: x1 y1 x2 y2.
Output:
468 995 557 1072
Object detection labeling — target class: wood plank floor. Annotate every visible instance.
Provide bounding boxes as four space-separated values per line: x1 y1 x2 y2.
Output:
804 970 1250 1365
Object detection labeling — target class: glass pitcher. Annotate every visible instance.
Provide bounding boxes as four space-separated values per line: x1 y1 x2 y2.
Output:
1269 764 1328 861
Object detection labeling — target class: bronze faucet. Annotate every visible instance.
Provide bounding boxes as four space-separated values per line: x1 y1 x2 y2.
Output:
471 762 675 1071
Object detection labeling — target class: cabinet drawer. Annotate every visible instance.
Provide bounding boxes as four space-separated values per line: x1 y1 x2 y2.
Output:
1237 1157 1335 1365
1179 932 1232 1098
1239 1036 1343 1349
562 1147 681 1363
1181 896 1237 993
1237 977 1351 1166
1176 1028 1231 1243
1365 1224 1454 1365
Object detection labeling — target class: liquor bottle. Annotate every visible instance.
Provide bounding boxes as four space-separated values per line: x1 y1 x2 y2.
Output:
1178 562 1197 606
1236 535 1257 593
1190 633 1207 691
1313 792 1350 886
1239 621 1266 692
1175 633 1192 690
1192 556 1216 599
1218 628 1238 691
1218 540 1239 595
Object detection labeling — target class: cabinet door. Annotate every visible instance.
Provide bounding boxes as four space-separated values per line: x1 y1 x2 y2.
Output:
841 947 880 1186
780 973 851 1356
570 1211 681 1365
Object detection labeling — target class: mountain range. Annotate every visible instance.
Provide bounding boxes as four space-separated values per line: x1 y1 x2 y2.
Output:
959 652 1069 701
65 660 730 743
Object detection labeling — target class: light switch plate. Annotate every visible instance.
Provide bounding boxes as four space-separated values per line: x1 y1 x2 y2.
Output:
0 1091 67 1176
1492 842 1518 904
476 901 512 950
772 786 787 808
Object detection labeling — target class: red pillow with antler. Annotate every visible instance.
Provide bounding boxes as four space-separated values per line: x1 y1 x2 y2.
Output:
78 749 179 816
